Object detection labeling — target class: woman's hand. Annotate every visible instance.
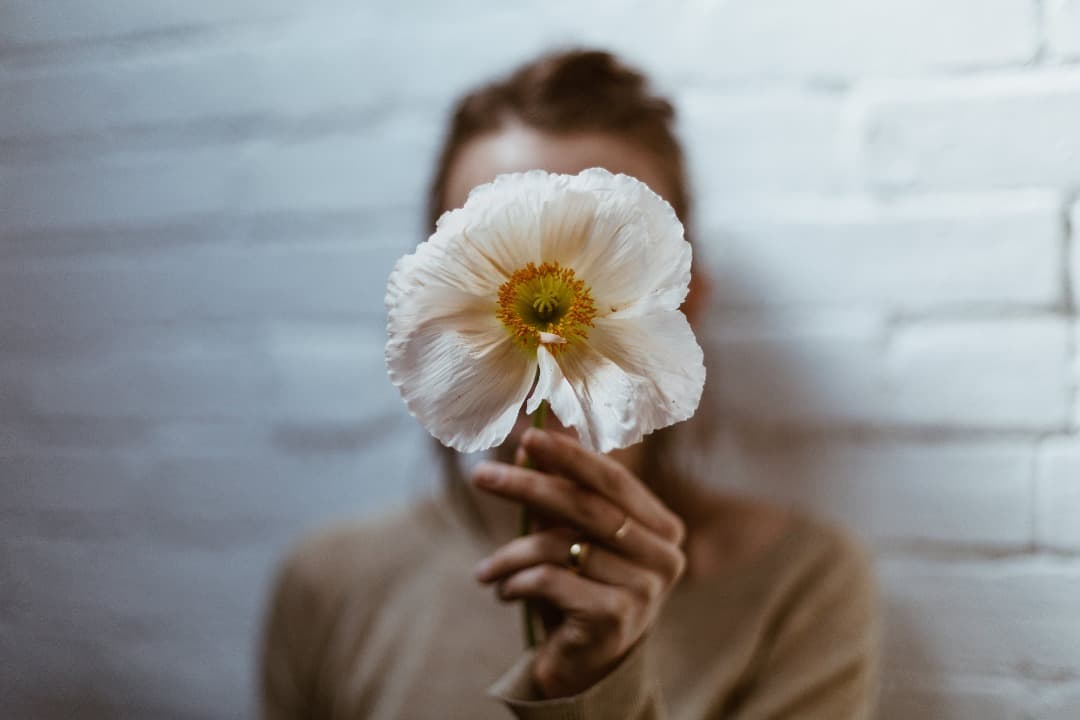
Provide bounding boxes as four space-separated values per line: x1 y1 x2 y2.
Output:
470 428 687 699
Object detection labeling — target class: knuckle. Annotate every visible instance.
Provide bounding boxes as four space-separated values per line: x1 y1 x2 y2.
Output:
644 573 665 602
663 547 687 584
574 491 607 526
630 574 658 604
529 564 557 591
600 591 631 626
673 549 687 579
532 654 557 691
542 527 576 552
596 464 623 496
530 534 552 557
562 619 593 648
534 652 573 696
527 474 555 503
668 515 687 546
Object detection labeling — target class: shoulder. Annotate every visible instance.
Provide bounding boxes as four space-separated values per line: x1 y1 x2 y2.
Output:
267 497 450 616
759 507 881 662
699 492 878 624
783 510 877 603
259 497 455 715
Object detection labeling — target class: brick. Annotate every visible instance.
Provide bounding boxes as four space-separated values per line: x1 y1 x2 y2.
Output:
880 558 1080 679
267 322 406 424
1036 439 1080 551
566 0 1036 81
677 89 856 193
0 240 409 337
0 417 153 452
1041 685 1080 719
4 536 268 623
700 191 1062 311
0 429 429 545
718 440 1034 548
2 537 269 716
146 420 271 457
0 362 32 418
1046 0 1080 59
862 69 1080 190
879 677 1031 720
712 314 1071 430
0 425 431 714
0 453 143 517
1070 199 1080 314
23 330 277 420
702 0 1037 78
0 0 298 49
0 37 371 141
18 322 409 424
0 5 551 141
0 121 435 233
0 417 269 456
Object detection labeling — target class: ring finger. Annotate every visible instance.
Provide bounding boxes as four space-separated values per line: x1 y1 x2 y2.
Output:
472 463 681 576
473 527 663 603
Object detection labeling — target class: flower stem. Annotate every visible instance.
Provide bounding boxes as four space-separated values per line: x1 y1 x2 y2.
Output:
519 400 548 649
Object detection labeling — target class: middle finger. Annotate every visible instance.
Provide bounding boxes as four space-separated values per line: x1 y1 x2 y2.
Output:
471 461 682 575
473 460 620 535
474 527 661 604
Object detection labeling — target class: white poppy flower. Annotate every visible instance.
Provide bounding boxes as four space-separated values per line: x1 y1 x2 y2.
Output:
385 168 705 454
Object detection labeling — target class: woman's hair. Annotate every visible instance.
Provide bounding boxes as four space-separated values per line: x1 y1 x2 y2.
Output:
427 49 703 533
426 48 692 234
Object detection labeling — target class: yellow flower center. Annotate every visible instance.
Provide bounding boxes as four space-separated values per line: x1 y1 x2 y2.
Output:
497 262 596 353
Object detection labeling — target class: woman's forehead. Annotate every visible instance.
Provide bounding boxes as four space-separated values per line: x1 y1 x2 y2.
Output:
443 124 676 213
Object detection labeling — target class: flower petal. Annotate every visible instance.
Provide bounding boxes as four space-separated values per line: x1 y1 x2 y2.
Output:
434 170 562 281
532 310 705 453
537 187 601 266
387 284 536 453
558 168 691 317
411 171 558 298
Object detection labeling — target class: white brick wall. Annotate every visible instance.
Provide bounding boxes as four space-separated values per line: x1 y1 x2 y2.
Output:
1037 440 1080 550
1046 0 1080 59
862 69 1080 190
2 2 1079 718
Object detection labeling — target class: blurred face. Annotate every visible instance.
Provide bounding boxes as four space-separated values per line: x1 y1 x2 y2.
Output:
442 124 683 463
443 123 678 214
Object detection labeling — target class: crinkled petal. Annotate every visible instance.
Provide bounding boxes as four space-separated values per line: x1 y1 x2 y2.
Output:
386 281 536 453
528 345 571 417
415 171 557 297
429 169 565 287
531 310 705 453
550 168 691 318
537 187 602 267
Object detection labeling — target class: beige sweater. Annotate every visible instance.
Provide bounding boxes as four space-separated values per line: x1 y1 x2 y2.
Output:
259 490 881 719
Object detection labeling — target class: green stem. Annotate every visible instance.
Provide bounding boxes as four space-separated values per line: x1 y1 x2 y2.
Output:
519 400 548 649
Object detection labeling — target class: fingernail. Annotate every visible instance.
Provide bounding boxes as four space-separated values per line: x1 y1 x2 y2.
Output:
514 446 528 465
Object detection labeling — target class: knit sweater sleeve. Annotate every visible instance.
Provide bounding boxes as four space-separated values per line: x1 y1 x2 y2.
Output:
487 634 666 720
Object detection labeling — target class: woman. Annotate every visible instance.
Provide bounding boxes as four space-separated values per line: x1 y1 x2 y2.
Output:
260 49 881 719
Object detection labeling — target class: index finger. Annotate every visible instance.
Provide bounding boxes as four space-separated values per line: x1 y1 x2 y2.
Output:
520 428 685 545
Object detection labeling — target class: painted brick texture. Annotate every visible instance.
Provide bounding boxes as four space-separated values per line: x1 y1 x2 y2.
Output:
2 2 1078 718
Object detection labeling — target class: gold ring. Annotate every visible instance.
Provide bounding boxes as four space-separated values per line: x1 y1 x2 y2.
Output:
567 541 590 574
613 515 632 542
